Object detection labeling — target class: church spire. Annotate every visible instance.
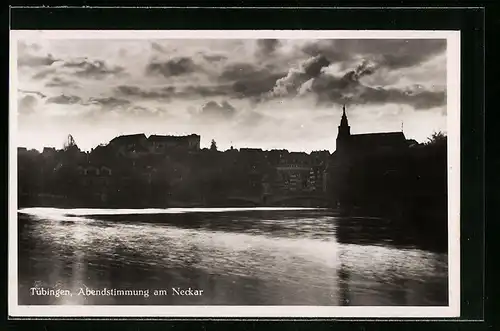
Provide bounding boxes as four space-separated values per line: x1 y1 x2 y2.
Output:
340 104 349 128
336 104 351 153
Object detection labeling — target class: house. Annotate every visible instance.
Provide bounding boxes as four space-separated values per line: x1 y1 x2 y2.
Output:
42 147 57 158
109 134 149 157
147 134 200 153
77 164 113 186
109 133 201 157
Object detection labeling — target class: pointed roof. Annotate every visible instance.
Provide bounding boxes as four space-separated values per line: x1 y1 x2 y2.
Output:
340 104 349 127
109 133 147 144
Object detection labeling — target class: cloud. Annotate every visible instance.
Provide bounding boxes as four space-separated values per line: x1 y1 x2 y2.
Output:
32 68 58 80
199 100 236 119
16 39 447 150
18 53 59 68
19 89 47 99
87 97 131 108
302 39 446 70
255 39 281 57
151 42 167 53
302 55 331 77
45 76 80 88
183 85 233 98
115 84 235 101
349 59 378 80
115 85 175 99
219 62 286 98
267 55 330 98
63 59 125 79
46 94 83 105
146 57 198 77
202 53 228 62
18 95 38 114
304 67 446 109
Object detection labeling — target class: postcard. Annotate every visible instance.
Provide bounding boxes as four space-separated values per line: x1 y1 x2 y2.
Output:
9 29 460 318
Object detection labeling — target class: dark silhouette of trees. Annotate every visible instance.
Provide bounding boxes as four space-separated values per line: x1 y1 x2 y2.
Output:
425 131 447 146
210 139 218 151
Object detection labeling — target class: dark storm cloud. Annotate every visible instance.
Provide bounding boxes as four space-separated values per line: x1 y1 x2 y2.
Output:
308 68 446 109
255 39 281 57
19 89 47 99
353 85 446 110
87 97 131 107
374 40 446 69
45 76 80 88
46 94 82 105
200 100 236 119
262 39 445 110
219 62 287 98
115 85 175 99
18 53 60 68
349 60 378 80
151 42 167 53
302 55 331 77
63 59 125 79
146 57 198 77
267 55 330 98
183 85 233 97
18 41 59 68
115 84 235 100
201 53 228 62
302 39 446 70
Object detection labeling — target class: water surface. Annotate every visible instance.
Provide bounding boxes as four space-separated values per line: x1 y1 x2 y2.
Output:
18 207 448 306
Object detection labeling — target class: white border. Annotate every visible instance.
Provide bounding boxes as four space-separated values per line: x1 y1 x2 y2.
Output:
9 30 461 318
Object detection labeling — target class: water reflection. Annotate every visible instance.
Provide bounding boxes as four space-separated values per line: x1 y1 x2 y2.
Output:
18 208 448 306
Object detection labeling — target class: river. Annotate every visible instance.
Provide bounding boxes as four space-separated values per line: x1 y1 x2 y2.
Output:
17 207 448 306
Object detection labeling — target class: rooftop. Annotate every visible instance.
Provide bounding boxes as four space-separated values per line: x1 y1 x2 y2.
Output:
148 134 200 142
109 134 147 144
110 133 200 144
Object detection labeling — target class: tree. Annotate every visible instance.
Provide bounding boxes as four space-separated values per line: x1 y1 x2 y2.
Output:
425 131 447 146
210 139 218 151
63 134 80 151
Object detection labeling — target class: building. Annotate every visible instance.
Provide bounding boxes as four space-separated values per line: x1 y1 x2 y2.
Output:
42 147 57 158
109 134 150 157
148 134 200 153
109 133 201 157
327 105 412 205
336 105 409 156
275 153 313 193
76 164 113 202
17 147 28 155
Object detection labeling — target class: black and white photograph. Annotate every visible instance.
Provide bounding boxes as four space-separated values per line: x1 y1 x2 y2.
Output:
9 30 460 317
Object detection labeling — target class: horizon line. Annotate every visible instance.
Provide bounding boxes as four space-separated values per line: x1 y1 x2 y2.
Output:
16 129 433 154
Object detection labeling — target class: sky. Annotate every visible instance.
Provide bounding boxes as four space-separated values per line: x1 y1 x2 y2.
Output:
15 36 448 152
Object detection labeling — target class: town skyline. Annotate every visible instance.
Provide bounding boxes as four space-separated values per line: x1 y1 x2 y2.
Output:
15 35 447 152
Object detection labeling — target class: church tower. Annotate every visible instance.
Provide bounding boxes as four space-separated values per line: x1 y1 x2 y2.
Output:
336 105 351 154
